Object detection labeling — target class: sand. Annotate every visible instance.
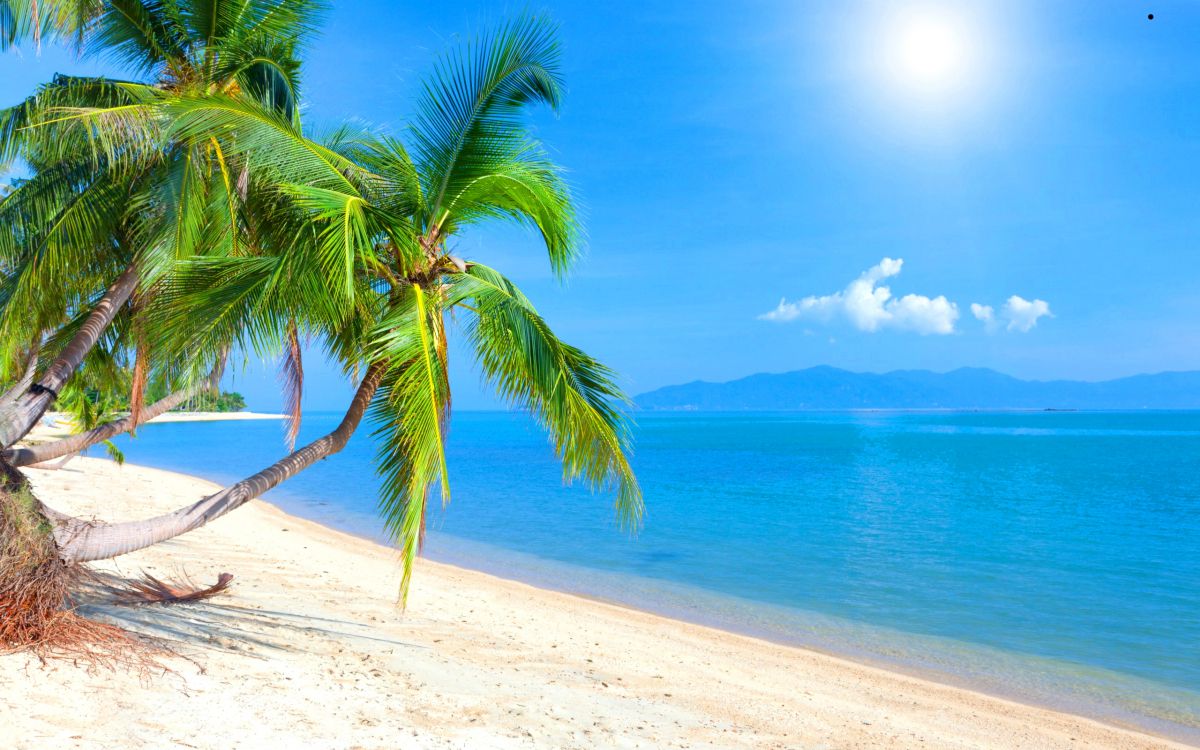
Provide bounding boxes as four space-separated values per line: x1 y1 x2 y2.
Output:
0 457 1190 750
136 411 287 423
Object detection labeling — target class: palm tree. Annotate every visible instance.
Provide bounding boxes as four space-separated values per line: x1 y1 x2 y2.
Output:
38 16 642 603
5 357 226 468
0 0 325 450
0 0 343 652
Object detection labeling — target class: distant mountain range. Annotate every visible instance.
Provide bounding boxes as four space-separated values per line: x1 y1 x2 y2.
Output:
634 366 1200 411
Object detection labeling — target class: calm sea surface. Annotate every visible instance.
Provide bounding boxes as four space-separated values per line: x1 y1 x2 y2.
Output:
107 410 1200 739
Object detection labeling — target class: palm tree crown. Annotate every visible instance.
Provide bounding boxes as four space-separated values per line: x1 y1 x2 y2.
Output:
0 0 327 440
152 15 642 600
0 8 640 608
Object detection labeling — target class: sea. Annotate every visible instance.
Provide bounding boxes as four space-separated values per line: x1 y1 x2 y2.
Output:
106 410 1200 741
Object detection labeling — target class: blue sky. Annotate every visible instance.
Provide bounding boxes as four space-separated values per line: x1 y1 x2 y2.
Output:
4 1 1200 411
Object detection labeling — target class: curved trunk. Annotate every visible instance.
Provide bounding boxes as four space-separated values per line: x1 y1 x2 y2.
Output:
6 358 226 469
51 361 386 565
0 264 140 449
0 348 39 409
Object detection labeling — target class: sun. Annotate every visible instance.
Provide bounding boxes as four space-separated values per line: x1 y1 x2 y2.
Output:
828 2 1012 130
897 18 965 89
884 10 974 98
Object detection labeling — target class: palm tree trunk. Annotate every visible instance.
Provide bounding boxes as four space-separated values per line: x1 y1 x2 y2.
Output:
5 357 226 469
26 453 78 471
0 264 140 449
0 347 39 408
51 361 386 565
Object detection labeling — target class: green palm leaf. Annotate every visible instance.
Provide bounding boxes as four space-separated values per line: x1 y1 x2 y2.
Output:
369 284 451 605
411 16 571 264
452 263 643 528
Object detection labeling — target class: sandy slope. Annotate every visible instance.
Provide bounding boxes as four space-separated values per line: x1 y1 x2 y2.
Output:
0 458 1190 750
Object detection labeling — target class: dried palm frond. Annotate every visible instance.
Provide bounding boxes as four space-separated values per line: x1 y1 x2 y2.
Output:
105 571 234 606
279 322 304 451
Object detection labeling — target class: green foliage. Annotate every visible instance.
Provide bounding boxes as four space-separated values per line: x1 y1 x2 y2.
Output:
369 284 451 599
114 380 246 412
143 14 641 604
3 8 642 604
0 0 325 387
173 390 246 413
365 17 638 601
409 15 577 276
0 1 102 51
454 264 640 528
58 382 126 464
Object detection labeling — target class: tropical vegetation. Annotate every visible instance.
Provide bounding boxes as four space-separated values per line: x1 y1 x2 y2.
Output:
0 0 640 654
170 390 246 413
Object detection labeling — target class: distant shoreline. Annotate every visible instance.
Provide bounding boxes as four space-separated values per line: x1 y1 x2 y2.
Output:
635 366 1200 411
25 410 285 442
142 411 287 423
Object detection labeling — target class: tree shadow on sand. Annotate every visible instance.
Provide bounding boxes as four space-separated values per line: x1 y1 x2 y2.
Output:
70 573 426 665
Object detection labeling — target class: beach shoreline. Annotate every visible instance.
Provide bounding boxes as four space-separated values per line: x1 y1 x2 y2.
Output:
0 457 1192 749
138 411 288 422
24 411 286 443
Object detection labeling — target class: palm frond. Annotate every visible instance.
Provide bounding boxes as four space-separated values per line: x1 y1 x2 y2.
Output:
88 0 188 78
0 0 102 50
369 285 451 605
104 439 125 464
411 14 564 238
439 141 579 273
0 163 133 358
0 75 162 167
452 263 642 528
162 95 368 192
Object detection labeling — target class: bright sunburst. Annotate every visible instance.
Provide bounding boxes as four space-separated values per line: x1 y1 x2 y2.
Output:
826 1 1014 125
895 15 968 91
887 11 972 96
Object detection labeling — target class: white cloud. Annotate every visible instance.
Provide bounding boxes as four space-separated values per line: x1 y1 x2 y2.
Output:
968 296 1052 333
1003 295 1052 332
759 258 959 335
763 259 1054 337
970 303 994 321
970 303 998 332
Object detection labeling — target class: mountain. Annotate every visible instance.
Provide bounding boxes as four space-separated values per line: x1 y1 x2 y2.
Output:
634 366 1200 410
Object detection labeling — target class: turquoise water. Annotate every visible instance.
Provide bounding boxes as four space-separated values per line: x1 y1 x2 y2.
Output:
107 410 1200 739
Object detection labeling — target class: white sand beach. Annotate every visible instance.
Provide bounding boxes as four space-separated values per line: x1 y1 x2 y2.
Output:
136 411 287 423
0 458 1189 750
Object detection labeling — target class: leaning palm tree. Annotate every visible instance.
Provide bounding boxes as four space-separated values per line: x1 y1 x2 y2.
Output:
0 0 333 651
36 16 641 607
0 0 325 451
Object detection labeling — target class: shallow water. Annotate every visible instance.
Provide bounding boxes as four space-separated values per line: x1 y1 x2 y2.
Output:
107 410 1200 739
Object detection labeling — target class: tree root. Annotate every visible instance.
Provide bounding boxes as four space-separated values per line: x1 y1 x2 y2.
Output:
0 484 156 668
0 459 236 672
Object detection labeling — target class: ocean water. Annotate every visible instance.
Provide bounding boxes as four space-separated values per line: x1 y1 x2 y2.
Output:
105 410 1200 739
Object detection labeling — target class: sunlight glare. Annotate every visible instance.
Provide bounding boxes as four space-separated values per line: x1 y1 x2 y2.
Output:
895 15 967 93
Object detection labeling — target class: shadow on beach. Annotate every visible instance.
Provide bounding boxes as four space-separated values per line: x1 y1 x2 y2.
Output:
73 578 424 662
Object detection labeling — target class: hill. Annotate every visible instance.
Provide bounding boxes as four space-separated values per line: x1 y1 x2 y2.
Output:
634 366 1200 410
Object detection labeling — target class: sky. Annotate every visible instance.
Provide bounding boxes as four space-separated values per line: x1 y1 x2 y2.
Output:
3 0 1200 411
